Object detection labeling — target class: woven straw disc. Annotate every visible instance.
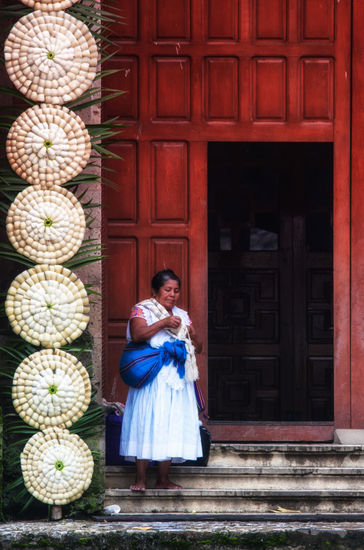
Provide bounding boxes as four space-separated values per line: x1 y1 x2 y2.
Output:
12 349 91 430
6 104 91 186
21 427 93 505
5 264 90 348
20 0 79 12
7 185 86 264
4 10 97 104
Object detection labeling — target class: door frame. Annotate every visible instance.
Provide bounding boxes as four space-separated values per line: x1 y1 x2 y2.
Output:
350 0 364 430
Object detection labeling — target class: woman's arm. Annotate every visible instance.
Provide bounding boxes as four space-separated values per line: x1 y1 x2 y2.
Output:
130 315 181 343
188 323 203 354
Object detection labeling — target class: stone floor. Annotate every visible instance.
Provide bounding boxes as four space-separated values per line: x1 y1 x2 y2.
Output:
3 518 364 549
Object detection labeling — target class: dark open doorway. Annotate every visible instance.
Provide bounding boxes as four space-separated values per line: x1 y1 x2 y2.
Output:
208 142 333 422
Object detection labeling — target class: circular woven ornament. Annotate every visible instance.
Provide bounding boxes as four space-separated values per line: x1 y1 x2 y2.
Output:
12 349 91 430
5 264 90 348
7 185 86 264
20 0 79 11
21 427 93 505
6 104 91 186
4 10 97 104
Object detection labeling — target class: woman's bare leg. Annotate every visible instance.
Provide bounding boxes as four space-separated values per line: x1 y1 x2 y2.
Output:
130 459 148 491
155 459 182 489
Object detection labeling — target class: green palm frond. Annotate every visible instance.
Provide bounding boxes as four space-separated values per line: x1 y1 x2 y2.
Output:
0 85 35 106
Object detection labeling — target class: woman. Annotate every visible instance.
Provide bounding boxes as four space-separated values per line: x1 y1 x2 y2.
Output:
120 269 203 491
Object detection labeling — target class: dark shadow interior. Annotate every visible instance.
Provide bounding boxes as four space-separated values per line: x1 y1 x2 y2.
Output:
208 142 333 422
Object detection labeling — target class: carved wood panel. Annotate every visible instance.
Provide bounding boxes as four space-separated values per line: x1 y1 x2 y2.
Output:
254 0 287 40
103 57 139 120
151 141 188 222
154 0 191 41
205 57 239 120
209 356 280 421
151 57 191 120
206 0 239 41
302 0 334 41
301 58 334 120
253 58 287 120
208 143 333 422
104 142 138 222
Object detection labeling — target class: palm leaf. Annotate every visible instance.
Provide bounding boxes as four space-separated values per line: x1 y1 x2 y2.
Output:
68 90 125 112
0 85 35 106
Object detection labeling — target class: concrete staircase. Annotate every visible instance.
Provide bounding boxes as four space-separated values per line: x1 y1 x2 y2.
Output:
104 443 364 513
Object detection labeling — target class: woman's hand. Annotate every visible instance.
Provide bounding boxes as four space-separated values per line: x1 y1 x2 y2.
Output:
162 315 181 330
130 316 180 342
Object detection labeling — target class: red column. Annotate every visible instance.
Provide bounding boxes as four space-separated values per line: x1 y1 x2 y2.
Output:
351 0 364 428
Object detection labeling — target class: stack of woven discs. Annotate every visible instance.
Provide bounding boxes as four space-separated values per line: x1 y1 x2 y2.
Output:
4 0 98 506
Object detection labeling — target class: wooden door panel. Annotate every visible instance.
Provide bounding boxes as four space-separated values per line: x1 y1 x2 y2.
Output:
208 268 279 344
151 141 188 222
204 58 239 120
104 143 138 222
151 57 191 120
301 58 334 120
206 0 239 41
108 0 138 40
103 57 139 120
253 58 287 120
106 239 137 322
301 0 334 41
255 0 287 40
307 357 333 420
154 0 191 41
209 356 281 421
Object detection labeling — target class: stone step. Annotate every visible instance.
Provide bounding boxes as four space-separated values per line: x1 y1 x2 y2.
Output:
104 488 364 513
105 465 364 491
208 443 364 467
105 445 364 513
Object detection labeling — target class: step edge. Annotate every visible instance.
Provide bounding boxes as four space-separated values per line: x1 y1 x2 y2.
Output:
105 488 364 497
210 444 364 451
106 466 364 475
94 512 364 522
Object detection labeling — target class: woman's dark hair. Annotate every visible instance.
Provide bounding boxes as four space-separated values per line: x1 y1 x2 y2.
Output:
151 269 181 292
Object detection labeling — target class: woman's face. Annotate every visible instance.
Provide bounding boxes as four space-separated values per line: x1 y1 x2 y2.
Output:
155 278 180 312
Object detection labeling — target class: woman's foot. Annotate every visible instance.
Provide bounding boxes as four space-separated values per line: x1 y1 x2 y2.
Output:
130 480 146 492
131 458 149 491
155 478 182 490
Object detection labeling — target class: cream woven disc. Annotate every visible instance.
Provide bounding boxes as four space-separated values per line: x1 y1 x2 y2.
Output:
5 264 90 348
7 185 86 264
4 10 97 104
6 104 91 186
20 0 79 11
12 349 91 430
21 427 93 505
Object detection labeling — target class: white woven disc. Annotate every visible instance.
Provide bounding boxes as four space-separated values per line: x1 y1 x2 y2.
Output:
6 104 91 186
5 264 90 348
12 349 91 430
7 185 86 264
21 427 93 505
4 10 98 104
20 0 79 11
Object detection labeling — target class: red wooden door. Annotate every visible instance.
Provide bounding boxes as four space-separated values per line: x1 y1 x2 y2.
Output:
103 0 351 441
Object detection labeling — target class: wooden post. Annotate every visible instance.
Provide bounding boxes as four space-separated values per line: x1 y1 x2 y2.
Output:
51 505 62 521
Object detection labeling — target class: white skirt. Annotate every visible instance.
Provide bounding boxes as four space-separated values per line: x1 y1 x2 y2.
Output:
120 364 202 462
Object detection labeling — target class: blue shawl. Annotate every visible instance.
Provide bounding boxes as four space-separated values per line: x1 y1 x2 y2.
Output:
119 340 187 388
